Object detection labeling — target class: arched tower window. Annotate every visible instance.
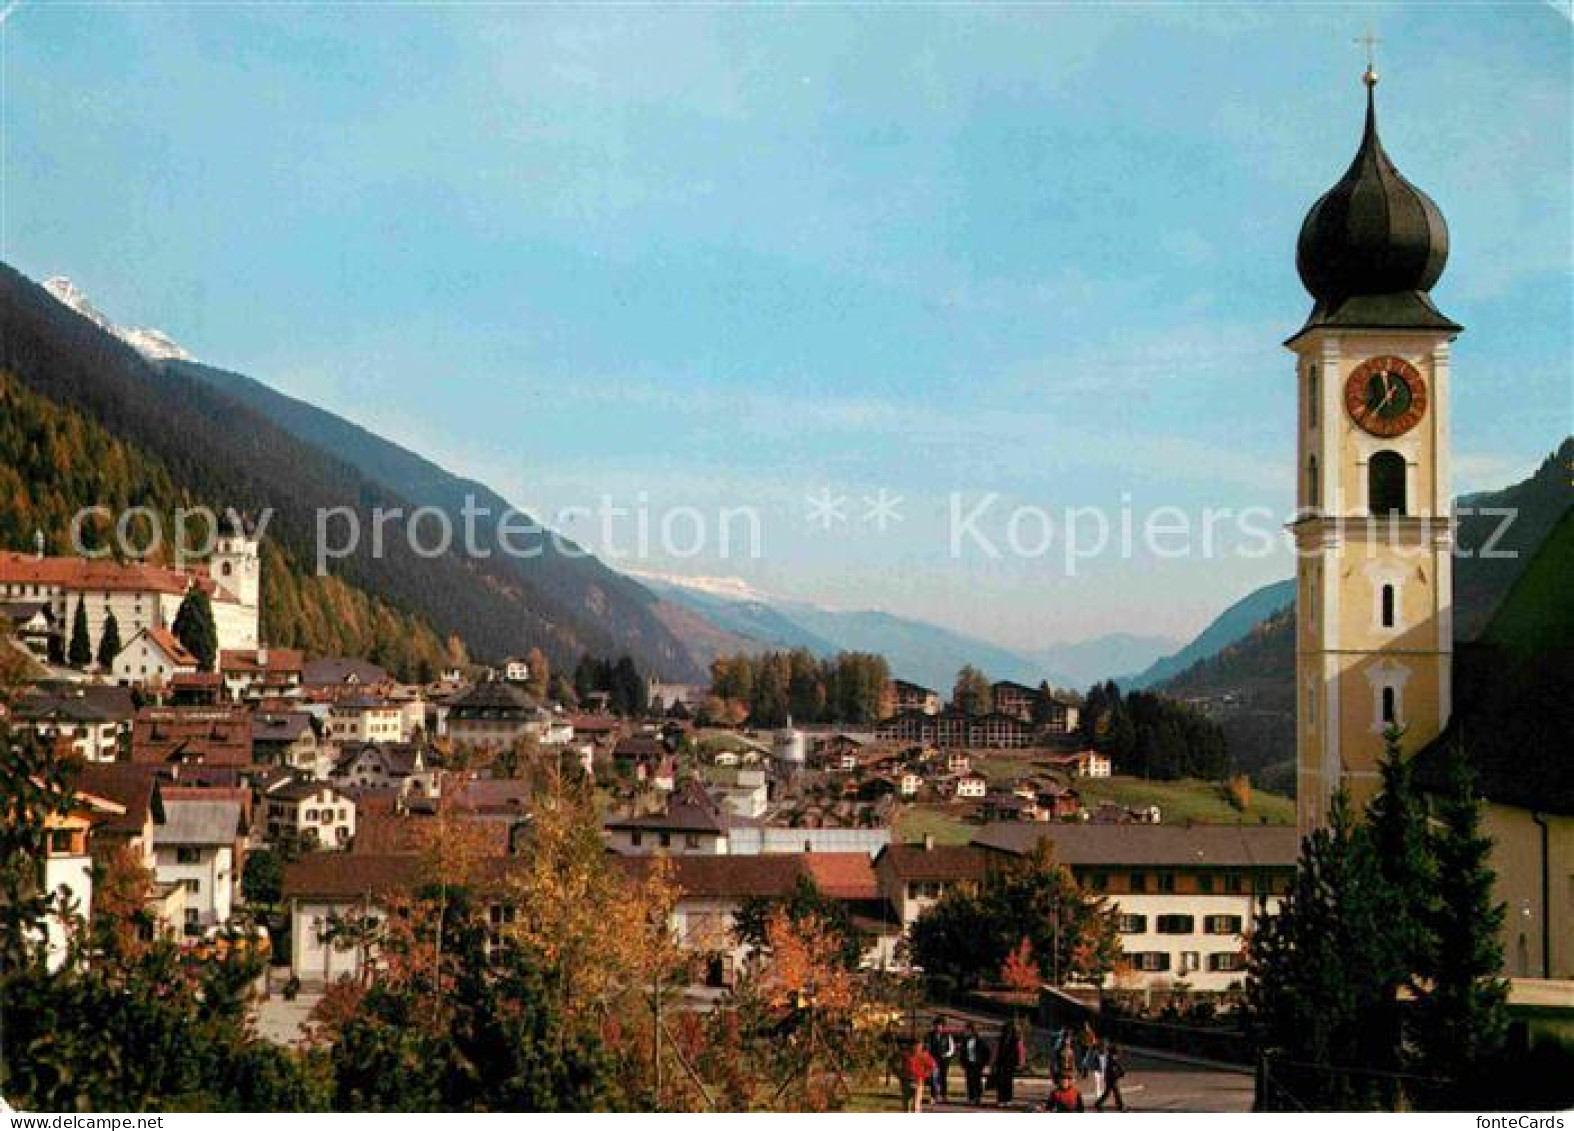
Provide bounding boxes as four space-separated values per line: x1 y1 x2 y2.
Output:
1381 584 1396 628
1369 450 1407 516
1308 364 1319 429
1307 455 1320 508
1381 686 1397 725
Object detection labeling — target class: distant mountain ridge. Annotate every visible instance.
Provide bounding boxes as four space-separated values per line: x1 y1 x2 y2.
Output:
633 570 1179 691
1120 579 1297 690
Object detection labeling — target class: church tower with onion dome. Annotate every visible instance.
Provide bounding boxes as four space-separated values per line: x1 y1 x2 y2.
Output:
1289 61 1460 832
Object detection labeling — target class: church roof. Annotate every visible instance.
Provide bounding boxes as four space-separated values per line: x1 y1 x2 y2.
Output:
1291 71 1459 343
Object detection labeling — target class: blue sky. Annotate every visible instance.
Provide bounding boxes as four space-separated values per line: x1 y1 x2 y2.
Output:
3 3 1569 649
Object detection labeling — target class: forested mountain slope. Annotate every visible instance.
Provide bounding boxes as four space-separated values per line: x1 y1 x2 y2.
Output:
0 262 702 678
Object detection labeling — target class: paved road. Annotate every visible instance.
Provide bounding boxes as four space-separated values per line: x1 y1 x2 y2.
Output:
922 1051 1254 1114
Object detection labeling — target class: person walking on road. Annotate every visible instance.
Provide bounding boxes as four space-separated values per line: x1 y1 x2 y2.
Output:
960 1022 991 1106
926 1015 957 1103
1094 1044 1128 1112
902 1039 937 1113
1081 1039 1107 1103
1046 1072 1086 1113
993 1018 1025 1107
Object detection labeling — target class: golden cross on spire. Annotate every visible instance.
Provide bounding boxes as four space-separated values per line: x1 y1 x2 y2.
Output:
1354 29 1381 87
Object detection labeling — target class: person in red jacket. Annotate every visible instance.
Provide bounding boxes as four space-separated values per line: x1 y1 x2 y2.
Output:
1046 1073 1085 1113
902 1039 938 1113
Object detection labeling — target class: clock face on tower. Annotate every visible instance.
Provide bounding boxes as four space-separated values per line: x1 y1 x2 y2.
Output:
1345 356 1428 438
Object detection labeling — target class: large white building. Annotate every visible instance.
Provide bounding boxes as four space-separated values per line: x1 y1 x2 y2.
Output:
0 524 261 678
973 824 1298 992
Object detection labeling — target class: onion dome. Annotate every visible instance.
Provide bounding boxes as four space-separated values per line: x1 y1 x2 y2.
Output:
1292 68 1459 339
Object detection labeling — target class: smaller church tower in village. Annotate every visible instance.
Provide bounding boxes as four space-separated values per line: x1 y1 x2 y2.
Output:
1289 62 1460 832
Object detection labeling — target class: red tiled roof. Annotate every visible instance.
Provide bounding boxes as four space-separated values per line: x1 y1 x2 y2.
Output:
131 706 253 767
220 648 305 675
0 553 218 598
144 627 199 667
803 852 880 901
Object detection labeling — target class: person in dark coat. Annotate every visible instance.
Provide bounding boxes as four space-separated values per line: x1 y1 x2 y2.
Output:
959 1021 991 1106
1095 1044 1128 1112
993 1018 1025 1106
925 1015 957 1102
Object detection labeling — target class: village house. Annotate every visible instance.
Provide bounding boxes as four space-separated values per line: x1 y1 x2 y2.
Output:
219 647 304 702
74 763 187 935
443 680 544 751
113 626 199 687
605 780 735 856
0 599 56 659
153 794 246 935
501 657 531 684
251 711 326 775
262 779 357 851
873 838 987 928
884 679 941 718
280 853 420 986
331 741 436 797
131 706 253 769
973 823 1297 991
327 696 407 745
1043 749 1113 778
11 683 134 761
955 772 988 800
36 784 125 969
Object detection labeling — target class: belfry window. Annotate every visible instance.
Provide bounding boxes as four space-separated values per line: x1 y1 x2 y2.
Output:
1381 584 1396 628
1308 365 1319 429
1381 686 1397 725
1307 455 1320 508
1369 451 1407 516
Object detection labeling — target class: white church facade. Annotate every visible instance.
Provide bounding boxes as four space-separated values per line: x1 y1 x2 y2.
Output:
0 524 261 679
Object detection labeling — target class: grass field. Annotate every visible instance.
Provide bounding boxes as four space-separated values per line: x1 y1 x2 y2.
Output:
1073 775 1294 825
896 772 1295 843
893 804 976 846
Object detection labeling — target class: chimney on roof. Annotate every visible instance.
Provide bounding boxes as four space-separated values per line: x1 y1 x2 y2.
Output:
923 833 935 852
257 645 269 668
33 530 44 560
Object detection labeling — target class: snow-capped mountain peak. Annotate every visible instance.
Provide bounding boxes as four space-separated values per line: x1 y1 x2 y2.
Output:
625 569 780 604
43 276 193 362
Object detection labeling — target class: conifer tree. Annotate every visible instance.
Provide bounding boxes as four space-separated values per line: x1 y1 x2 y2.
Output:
1411 740 1509 1109
67 596 92 668
172 589 219 672
1245 792 1391 1110
1365 728 1438 1104
95 611 122 671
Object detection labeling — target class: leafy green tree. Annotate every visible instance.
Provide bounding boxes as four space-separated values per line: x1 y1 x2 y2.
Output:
173 588 219 671
909 841 1120 991
67 595 92 668
1410 741 1509 1109
96 610 122 669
